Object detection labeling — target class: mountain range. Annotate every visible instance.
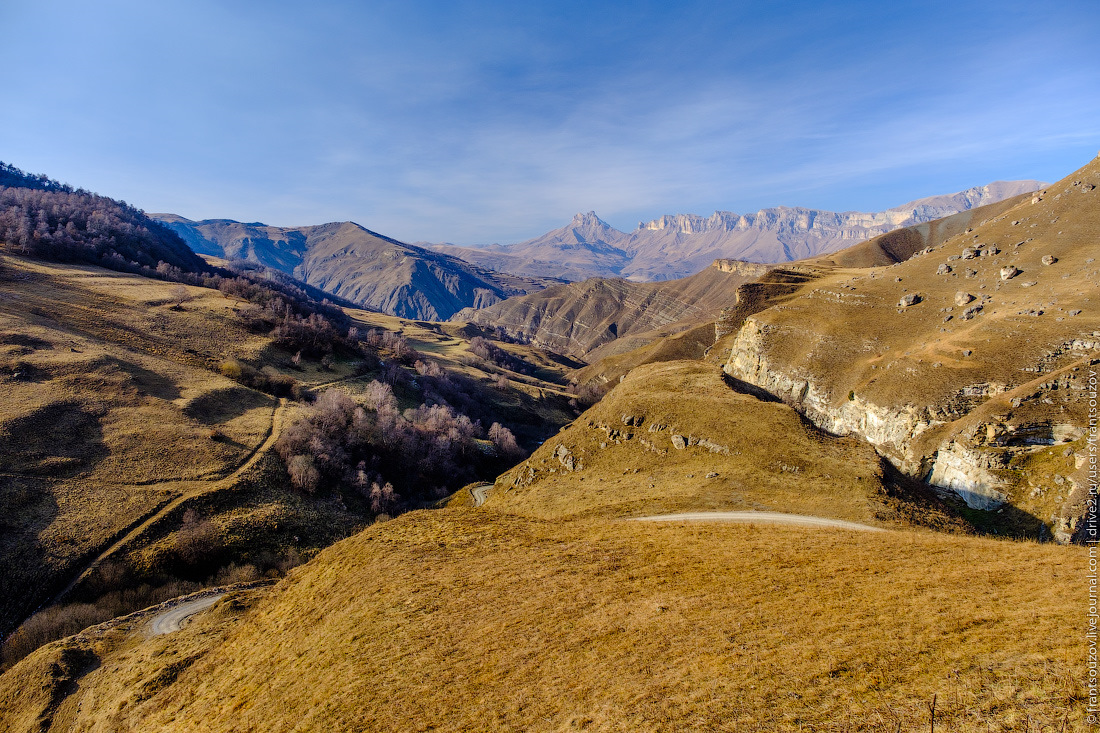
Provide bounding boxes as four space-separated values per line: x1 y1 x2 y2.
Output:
153 216 560 321
425 180 1043 281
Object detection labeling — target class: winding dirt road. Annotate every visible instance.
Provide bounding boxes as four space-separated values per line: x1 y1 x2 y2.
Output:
469 483 493 507
149 593 225 636
629 511 887 532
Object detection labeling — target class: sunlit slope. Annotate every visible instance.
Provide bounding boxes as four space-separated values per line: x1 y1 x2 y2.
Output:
0 255 284 634
488 360 967 530
452 260 769 359
0 509 1084 731
723 156 1100 541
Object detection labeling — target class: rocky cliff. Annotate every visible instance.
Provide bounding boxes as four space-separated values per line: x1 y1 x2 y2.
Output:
721 160 1099 542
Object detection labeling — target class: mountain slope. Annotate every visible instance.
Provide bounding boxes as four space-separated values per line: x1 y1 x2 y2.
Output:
451 259 771 358
428 181 1042 282
0 509 1084 732
427 211 632 281
719 158 1098 542
156 216 559 321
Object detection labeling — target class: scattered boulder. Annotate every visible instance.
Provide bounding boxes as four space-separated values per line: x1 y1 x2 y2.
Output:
898 293 921 307
621 413 643 427
961 304 983 320
955 292 975 306
936 264 952 275
555 444 575 472
671 434 687 450
705 472 719 479
1041 255 1057 266
961 248 978 259
1000 266 1020 280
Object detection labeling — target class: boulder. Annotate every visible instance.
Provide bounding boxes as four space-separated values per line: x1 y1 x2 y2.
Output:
898 293 921 307
954 291 974 306
1041 255 1057 265
1000 265 1020 280
936 263 952 275
671 434 687 450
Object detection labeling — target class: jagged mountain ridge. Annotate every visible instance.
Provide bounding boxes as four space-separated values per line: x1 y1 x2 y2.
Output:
425 180 1043 282
154 215 561 321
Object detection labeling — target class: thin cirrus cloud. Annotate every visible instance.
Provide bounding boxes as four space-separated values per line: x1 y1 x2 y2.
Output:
0 0 1097 245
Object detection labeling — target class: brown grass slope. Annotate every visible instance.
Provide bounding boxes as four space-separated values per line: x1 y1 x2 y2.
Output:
157 216 559 321
452 260 771 359
0 253 578 658
0 254 291 635
0 509 1085 732
721 155 1100 542
490 360 967 530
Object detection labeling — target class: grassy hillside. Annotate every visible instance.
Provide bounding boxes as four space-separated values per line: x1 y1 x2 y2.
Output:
489 360 968 531
0 509 1084 731
0 253 290 635
0 251 576 661
721 156 1100 541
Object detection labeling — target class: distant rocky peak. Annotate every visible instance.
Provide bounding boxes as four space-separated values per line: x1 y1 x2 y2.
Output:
570 211 611 229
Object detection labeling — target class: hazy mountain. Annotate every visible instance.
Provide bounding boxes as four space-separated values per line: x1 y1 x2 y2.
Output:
154 216 560 321
426 180 1043 282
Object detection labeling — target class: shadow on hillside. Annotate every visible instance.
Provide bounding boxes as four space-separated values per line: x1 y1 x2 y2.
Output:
182 386 275 425
113 357 181 401
0 401 108 477
720 372 782 403
0 474 60 637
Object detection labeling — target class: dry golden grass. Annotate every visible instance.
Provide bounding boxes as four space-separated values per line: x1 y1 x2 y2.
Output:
0 255 290 632
2 508 1084 732
490 360 966 531
718 157 1100 537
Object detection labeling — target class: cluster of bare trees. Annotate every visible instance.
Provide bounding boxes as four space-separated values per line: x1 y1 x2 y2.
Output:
276 381 523 511
468 336 532 374
0 163 205 272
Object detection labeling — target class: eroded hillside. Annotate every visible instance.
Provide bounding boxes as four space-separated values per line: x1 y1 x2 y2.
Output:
721 157 1100 542
452 260 771 359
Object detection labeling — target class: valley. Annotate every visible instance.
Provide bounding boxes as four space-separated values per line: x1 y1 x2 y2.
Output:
0 155 1093 731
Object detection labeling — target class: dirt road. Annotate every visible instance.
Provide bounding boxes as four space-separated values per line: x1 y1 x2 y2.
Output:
629 511 887 532
469 483 493 507
149 593 225 636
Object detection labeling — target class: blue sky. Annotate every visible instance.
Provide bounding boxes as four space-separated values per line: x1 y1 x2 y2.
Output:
2 1 1097 244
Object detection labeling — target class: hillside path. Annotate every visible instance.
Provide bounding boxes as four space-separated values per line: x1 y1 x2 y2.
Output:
52 397 289 605
629 511 887 532
149 593 225 636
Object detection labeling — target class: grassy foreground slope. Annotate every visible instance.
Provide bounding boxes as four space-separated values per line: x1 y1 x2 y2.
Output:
0 509 1084 732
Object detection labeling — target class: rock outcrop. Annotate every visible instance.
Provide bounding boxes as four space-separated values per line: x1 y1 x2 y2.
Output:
720 157 1099 542
424 181 1043 282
